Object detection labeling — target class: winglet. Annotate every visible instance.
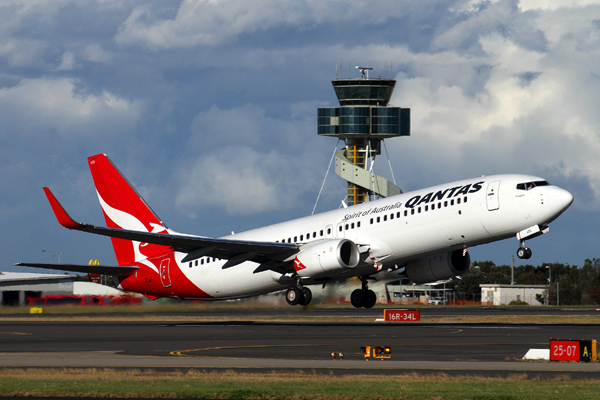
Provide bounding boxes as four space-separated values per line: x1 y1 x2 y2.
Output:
43 187 85 230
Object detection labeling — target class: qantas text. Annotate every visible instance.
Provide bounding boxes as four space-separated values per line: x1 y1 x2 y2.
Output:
341 181 484 222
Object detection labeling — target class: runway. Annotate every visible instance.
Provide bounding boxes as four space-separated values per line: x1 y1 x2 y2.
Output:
2 308 600 378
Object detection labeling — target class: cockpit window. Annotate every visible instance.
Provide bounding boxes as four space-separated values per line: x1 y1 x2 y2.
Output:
516 180 549 191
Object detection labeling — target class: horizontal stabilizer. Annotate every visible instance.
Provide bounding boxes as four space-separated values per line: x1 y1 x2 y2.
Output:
15 262 138 276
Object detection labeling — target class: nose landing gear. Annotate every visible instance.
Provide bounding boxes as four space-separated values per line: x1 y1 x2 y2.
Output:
517 240 532 259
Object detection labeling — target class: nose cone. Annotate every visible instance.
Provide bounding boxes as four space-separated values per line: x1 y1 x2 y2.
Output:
547 186 574 216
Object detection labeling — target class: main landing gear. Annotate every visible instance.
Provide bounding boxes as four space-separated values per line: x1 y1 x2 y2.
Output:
350 275 377 309
285 277 312 306
517 240 532 260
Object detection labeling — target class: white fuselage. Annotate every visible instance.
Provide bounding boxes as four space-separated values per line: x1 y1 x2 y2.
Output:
172 174 573 299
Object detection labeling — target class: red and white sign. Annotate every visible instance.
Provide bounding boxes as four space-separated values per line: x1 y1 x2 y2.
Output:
550 340 579 361
384 309 420 322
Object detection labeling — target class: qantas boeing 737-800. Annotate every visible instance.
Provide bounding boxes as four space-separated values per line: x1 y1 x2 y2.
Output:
17 153 573 308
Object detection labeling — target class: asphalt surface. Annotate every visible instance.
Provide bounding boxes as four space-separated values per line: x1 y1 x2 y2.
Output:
1 306 600 378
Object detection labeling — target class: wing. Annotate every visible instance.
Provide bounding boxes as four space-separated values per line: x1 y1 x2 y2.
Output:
44 187 299 272
14 263 138 276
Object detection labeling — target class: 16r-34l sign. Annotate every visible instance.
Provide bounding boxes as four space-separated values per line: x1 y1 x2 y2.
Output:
384 309 420 322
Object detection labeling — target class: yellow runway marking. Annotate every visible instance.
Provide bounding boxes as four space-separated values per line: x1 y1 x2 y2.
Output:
0 332 32 335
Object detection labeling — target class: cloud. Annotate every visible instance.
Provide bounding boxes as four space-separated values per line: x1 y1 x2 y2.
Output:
520 0 600 11
176 146 294 215
55 51 79 71
0 78 143 138
390 17 600 207
176 102 328 216
115 0 422 49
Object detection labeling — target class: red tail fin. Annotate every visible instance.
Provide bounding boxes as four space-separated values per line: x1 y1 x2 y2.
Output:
88 154 170 266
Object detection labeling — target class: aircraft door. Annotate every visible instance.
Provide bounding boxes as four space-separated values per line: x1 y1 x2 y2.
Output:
325 224 333 238
486 181 500 211
336 222 345 238
160 258 172 288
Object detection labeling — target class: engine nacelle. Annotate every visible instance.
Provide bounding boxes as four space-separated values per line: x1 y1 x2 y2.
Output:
294 239 360 279
405 250 471 284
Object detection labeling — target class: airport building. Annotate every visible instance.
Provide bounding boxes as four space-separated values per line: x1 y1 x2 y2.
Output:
0 271 125 306
0 271 76 306
480 284 547 305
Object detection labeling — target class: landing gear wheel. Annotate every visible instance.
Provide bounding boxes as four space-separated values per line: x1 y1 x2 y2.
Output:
350 289 366 308
517 247 532 260
299 287 312 306
286 287 301 306
364 290 377 309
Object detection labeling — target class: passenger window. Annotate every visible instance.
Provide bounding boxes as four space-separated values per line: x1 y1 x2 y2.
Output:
383 215 387 221
418 207 421 213
411 209 415 215
432 204 435 210
390 214 394 220
451 200 454 206
300 235 303 241
327 228 331 235
370 218 374 224
351 222 355 229
294 236 297 242
464 197 468 203
288 238 291 243
357 221 361 228
377 216 381 223
189 262 192 268
207 258 210 264
397 212 400 218
195 260 198 267
320 230 324 236
201 259 204 265
312 232 316 238
425 205 428 212
404 210 408 217
444 201 448 207
457 198 461 204
345 224 349 230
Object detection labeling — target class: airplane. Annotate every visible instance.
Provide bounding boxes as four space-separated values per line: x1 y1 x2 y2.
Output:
17 153 573 308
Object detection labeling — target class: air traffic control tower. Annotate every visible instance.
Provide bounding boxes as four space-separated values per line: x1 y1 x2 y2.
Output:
318 67 410 206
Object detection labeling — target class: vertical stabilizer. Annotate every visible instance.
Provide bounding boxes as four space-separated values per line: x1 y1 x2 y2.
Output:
88 154 170 266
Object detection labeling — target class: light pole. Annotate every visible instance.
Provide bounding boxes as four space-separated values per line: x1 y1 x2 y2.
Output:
42 250 62 274
544 265 551 305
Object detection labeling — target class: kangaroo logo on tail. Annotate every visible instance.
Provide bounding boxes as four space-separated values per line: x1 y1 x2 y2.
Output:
88 154 171 269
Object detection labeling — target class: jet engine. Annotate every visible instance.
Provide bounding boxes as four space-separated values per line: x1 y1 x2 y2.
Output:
294 239 360 279
404 249 470 284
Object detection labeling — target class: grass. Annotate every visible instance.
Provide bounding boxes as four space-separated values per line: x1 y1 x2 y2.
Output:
0 368 599 399
1 302 600 324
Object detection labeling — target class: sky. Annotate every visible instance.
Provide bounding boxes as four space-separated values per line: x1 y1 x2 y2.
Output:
2 0 600 273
